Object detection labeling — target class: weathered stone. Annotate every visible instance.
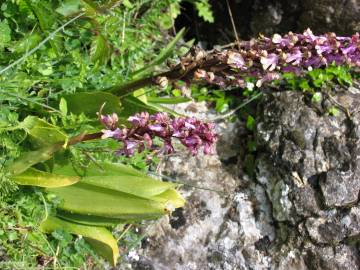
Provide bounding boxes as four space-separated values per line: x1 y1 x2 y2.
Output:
305 214 347 244
119 85 360 269
320 170 360 207
304 244 360 270
298 0 360 35
292 184 320 217
277 249 308 270
344 205 360 237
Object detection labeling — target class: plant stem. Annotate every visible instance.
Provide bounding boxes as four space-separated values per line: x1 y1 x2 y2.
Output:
68 132 103 146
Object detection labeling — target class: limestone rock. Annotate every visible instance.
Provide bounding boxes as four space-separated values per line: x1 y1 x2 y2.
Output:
120 85 360 269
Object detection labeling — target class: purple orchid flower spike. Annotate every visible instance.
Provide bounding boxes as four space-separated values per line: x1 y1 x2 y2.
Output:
128 112 149 127
181 29 359 89
100 113 118 130
99 111 218 157
260 53 279 71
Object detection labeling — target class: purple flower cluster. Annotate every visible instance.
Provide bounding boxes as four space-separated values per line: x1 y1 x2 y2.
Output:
99 112 217 156
181 29 359 88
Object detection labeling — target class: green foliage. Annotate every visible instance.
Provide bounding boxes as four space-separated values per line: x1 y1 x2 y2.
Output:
0 20 11 48
40 216 119 266
0 191 99 269
327 106 340 116
0 0 192 268
193 0 214 23
191 86 232 113
131 27 186 78
246 115 256 131
282 65 353 93
11 168 80 188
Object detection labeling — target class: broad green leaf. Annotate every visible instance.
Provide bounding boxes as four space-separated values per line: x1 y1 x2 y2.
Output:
54 162 179 199
40 216 119 266
49 162 185 220
63 91 122 117
53 162 146 178
10 168 80 188
19 116 68 146
57 211 127 227
81 176 178 199
131 28 186 78
144 102 184 117
151 188 186 208
85 238 118 265
119 95 158 118
133 88 148 104
7 144 61 175
46 182 167 219
90 35 111 65
147 96 191 104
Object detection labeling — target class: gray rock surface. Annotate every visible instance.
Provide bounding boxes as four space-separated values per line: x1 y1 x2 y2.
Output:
250 0 360 36
182 0 360 46
120 85 360 269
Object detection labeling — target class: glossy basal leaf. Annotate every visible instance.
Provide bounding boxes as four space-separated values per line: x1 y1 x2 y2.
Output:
151 188 186 208
57 211 127 227
53 162 146 178
119 95 158 118
52 161 184 207
81 175 178 199
46 182 167 219
133 88 148 104
62 91 122 117
7 144 61 175
85 238 117 266
10 168 80 188
40 216 119 266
